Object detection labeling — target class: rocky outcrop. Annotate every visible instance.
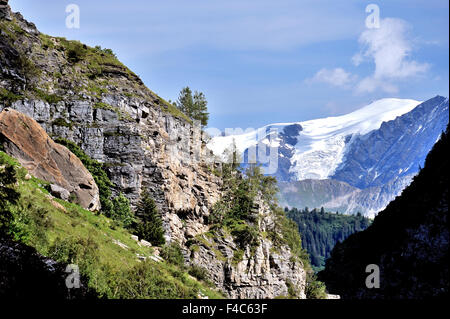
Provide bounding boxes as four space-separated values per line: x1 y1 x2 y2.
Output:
0 0 11 21
0 108 100 211
189 197 307 298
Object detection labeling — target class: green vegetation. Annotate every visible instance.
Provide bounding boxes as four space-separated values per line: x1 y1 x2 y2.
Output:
286 207 371 271
160 242 185 268
0 151 223 299
175 87 209 126
52 117 73 129
53 138 134 227
0 88 22 106
305 274 328 299
133 191 166 246
32 88 63 104
111 193 134 228
206 148 326 297
188 265 210 283
39 33 55 50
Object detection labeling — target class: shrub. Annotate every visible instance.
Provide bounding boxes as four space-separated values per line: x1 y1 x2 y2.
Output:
33 88 62 104
52 117 72 129
48 236 100 277
160 242 185 267
111 193 134 228
305 273 328 299
109 260 196 299
0 88 22 106
188 265 210 282
64 40 87 63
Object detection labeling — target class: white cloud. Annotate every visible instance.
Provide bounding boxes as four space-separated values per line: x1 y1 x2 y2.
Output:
354 18 429 93
310 68 356 88
310 17 429 94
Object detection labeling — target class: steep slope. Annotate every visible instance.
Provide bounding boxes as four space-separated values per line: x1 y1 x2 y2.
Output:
332 95 449 188
318 125 449 299
0 2 312 299
0 150 223 299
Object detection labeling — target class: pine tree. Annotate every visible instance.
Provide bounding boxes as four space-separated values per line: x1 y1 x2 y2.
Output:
134 191 165 246
175 86 209 126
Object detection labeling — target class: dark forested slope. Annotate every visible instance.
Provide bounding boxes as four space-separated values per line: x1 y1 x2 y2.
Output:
318 125 449 299
286 207 371 271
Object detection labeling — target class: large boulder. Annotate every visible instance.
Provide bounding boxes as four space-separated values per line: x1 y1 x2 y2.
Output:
0 108 100 211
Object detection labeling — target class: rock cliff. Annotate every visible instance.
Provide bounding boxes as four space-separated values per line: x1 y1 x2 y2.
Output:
0 108 100 210
0 3 308 298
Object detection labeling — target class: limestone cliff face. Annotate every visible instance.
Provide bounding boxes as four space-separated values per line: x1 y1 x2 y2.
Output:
189 197 306 298
0 6 308 298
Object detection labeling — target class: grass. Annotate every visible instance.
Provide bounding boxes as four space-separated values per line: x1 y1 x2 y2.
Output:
0 88 23 106
52 118 73 129
1 151 223 299
32 88 63 104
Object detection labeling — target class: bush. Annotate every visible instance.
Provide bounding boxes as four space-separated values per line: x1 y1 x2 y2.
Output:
0 88 22 106
48 236 100 278
160 242 185 267
305 274 328 299
64 40 87 63
188 265 210 282
109 260 196 299
33 88 62 104
111 193 134 228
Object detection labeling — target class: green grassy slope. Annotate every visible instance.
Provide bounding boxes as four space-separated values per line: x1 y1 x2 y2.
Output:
0 151 223 299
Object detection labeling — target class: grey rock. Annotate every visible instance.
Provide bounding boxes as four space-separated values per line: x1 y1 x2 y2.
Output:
50 184 70 201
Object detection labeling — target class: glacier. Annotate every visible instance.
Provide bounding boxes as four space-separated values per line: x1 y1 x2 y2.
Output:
208 98 421 180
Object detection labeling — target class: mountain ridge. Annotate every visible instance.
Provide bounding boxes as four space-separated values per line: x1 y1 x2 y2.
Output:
209 96 448 217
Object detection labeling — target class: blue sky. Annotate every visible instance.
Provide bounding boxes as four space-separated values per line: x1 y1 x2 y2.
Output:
9 0 449 130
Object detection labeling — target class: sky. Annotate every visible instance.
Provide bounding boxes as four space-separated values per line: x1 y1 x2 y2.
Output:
8 0 449 130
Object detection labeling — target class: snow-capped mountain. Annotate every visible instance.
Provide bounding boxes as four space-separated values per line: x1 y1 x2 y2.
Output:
208 96 449 217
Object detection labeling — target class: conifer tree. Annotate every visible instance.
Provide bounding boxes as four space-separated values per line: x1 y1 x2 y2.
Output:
134 191 165 246
175 86 209 126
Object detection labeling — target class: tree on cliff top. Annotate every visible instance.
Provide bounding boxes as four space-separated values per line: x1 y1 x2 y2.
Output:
175 86 209 126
